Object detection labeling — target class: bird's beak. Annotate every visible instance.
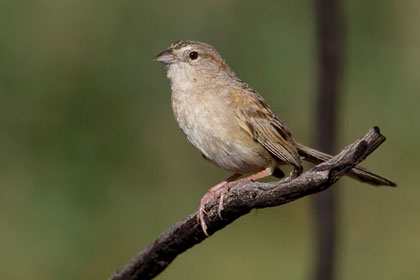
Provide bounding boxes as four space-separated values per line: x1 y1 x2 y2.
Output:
154 48 177 64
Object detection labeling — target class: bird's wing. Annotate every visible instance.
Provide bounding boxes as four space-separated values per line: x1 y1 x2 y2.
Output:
230 87 303 170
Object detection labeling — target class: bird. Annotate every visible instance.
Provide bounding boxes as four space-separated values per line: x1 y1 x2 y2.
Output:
154 40 396 236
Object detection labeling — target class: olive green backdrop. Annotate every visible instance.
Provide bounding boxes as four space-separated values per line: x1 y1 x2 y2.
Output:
1 0 418 279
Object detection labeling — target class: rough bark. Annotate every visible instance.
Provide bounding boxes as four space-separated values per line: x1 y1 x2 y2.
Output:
110 127 388 280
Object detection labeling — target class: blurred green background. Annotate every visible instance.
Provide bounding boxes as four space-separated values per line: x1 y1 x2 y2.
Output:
1 0 418 279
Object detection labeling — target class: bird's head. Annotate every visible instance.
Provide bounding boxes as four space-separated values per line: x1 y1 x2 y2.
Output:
154 40 233 86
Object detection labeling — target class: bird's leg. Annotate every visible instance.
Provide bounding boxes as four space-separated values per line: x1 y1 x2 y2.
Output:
198 167 275 236
198 173 241 236
218 167 274 218
217 167 277 218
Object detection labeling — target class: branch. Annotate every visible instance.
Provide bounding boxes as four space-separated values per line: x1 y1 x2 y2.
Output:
110 127 388 280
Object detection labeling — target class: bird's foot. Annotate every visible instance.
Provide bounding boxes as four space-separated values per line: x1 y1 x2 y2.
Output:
281 168 302 183
197 167 275 236
197 174 241 236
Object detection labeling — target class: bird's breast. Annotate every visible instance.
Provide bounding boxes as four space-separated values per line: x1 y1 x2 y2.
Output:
171 86 274 173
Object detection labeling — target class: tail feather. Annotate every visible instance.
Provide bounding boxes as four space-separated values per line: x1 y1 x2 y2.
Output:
295 142 396 187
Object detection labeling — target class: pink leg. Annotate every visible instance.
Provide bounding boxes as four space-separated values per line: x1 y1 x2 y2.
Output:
217 167 275 218
198 173 241 236
198 167 274 236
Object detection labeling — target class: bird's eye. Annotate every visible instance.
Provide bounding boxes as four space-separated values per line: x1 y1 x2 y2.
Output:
189 51 198 60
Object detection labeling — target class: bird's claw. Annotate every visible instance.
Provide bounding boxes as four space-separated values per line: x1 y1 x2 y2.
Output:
197 182 231 236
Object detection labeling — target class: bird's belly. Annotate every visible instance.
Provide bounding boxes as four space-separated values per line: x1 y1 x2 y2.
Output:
191 131 273 173
172 92 273 173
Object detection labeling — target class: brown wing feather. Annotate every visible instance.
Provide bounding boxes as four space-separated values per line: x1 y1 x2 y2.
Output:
230 88 303 170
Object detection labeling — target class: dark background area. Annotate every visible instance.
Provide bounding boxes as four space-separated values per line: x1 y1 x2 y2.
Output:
1 0 418 279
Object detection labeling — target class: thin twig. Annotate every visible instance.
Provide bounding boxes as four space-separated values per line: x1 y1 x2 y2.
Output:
110 127 388 280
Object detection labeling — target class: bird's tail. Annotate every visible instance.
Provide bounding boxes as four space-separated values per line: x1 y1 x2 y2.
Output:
295 142 396 187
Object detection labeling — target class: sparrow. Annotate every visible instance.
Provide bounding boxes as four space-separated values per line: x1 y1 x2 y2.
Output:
154 40 396 236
